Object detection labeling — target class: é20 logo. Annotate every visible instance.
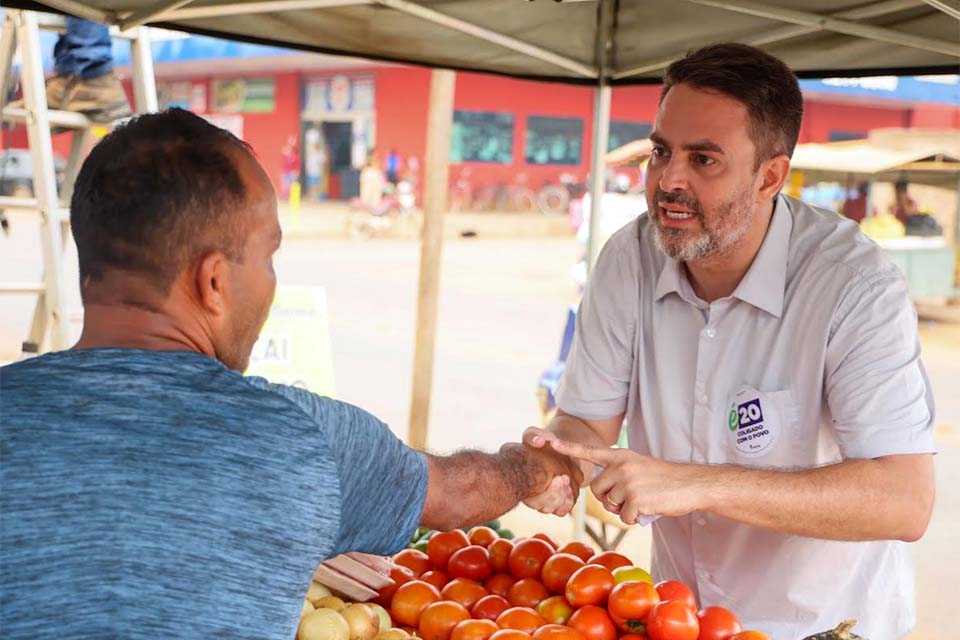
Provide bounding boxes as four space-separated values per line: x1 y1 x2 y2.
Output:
736 398 764 429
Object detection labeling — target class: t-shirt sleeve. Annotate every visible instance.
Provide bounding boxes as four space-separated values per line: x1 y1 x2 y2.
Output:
249 381 428 556
555 233 637 420
824 267 936 459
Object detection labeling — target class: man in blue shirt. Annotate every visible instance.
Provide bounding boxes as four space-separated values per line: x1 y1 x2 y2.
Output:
0 109 581 639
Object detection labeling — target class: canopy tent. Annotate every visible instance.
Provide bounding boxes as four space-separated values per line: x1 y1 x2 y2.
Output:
791 140 960 187
8 0 959 450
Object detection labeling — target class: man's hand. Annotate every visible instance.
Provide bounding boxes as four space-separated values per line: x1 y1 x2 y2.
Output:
315 552 395 602
499 439 583 517
547 438 709 525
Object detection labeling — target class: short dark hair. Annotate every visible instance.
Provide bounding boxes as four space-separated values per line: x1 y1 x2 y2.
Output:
662 43 804 166
71 108 253 295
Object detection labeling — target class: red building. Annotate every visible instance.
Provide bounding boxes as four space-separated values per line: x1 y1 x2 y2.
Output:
7 53 958 203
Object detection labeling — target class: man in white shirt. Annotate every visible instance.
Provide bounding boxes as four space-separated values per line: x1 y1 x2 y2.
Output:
525 43 936 639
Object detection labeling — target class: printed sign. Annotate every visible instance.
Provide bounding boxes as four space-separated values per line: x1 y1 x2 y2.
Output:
728 386 779 457
245 285 336 397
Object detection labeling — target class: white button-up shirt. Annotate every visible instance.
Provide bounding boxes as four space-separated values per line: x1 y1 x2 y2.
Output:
556 195 936 640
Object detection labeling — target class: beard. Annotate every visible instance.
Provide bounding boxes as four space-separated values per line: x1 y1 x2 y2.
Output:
649 184 755 263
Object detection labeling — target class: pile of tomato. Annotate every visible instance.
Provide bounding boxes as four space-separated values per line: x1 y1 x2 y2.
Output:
375 527 767 640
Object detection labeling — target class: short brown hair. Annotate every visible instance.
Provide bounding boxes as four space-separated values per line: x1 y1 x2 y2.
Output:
662 43 803 166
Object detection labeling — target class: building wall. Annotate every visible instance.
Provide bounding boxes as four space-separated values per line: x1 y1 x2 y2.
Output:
799 101 910 143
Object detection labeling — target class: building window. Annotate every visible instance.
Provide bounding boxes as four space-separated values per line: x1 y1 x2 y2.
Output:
608 120 652 151
451 111 514 163
525 116 583 165
829 130 867 142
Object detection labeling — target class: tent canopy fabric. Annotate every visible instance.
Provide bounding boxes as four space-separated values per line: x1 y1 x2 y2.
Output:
791 139 960 187
12 0 960 85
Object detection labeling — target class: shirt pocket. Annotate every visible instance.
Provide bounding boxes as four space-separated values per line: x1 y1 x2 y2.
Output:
725 385 801 467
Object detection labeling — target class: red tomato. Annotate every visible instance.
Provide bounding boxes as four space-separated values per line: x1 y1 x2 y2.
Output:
727 632 769 640
421 570 449 590
375 565 416 607
532 532 560 550
532 624 586 640
394 548 433 577
484 573 517 598
489 630 534 640
608 581 661 633
654 581 697 611
489 538 515 573
441 577 489 610
567 605 618 640
451 619 500 640
391 580 442 628
535 595 574 625
448 545 494 581
428 530 471 570
468 526 501 548
540 553 586 594
508 538 555 579
471 594 512 621
507 578 550 608
557 541 595 563
565 565 615 608
646 601 699 640
588 551 633 572
419 600 471 640
496 607 548 635
696 607 742 640
621 635 650 640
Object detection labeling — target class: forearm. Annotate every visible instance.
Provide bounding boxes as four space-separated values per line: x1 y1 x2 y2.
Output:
701 454 934 542
420 446 551 531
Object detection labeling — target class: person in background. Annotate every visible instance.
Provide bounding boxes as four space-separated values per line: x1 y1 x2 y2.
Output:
9 17 131 121
280 135 300 199
303 126 327 200
0 109 582 640
385 147 401 184
841 181 870 222
890 178 920 225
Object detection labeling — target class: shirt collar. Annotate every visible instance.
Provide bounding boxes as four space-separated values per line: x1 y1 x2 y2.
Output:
653 195 793 318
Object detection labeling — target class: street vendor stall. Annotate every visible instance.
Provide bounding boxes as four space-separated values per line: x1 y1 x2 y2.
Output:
789 138 960 299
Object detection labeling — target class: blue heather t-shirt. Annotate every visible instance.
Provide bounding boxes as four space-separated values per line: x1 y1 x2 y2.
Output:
0 349 428 639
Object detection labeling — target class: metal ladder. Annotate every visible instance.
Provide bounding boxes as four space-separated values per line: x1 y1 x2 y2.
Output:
0 8 158 352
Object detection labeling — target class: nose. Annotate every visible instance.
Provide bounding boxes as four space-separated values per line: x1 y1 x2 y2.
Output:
657 156 690 193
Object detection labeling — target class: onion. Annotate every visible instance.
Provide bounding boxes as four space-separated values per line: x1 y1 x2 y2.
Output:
315 596 348 612
341 603 380 640
368 604 392 632
300 608 350 640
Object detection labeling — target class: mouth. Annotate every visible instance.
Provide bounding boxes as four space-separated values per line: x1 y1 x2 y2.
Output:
657 201 699 227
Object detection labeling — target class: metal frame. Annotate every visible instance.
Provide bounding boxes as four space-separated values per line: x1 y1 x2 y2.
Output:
163 0 373 21
920 0 960 20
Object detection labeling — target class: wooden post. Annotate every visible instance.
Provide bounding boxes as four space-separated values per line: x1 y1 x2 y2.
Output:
408 69 455 450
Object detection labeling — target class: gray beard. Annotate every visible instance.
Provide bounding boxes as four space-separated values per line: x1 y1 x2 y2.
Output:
651 189 754 263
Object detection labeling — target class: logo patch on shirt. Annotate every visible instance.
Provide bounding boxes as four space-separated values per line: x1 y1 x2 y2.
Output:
728 387 779 456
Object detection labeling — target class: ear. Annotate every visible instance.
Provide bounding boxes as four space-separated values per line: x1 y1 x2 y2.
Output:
195 250 230 317
756 155 791 203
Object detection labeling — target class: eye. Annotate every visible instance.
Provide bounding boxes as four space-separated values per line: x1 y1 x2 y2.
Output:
651 146 668 159
694 154 716 166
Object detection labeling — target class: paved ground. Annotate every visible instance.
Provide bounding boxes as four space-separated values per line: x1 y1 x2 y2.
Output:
1 209 957 637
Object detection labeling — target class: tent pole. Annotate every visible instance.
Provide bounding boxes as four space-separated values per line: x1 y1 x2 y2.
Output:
408 68 455 450
586 85 612 271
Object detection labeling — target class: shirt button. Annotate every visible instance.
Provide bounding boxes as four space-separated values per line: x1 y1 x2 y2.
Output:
697 516 707 526
699 393 708 404
697 568 710 580
704 328 716 338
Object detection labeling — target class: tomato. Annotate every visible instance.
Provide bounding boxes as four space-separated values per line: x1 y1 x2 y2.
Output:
496 606 548 634
621 634 650 640
588 551 633 572
489 538 515 573
448 545 493 582
608 581 660 633
484 572 517 598
428 530 471 570
535 595 574 625
394 548 433 577
727 632 768 640
421 570 449 590
654 581 697 611
468 526 501 548
612 565 654 586
567 605 618 640
532 532 560 550
646 601 699 640
696 607 742 640
471 594 512 621
557 541 595 563
441 578 489 610
507 578 550 608
391 580 442 627
564 565 615 608
508 538 555 579
532 624 586 640
540 553 586 595
451 619 500 640
489 630 534 640
419 600 471 640
375 565 416 607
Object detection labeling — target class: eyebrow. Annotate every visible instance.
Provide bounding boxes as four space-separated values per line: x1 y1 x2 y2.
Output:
650 132 725 155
